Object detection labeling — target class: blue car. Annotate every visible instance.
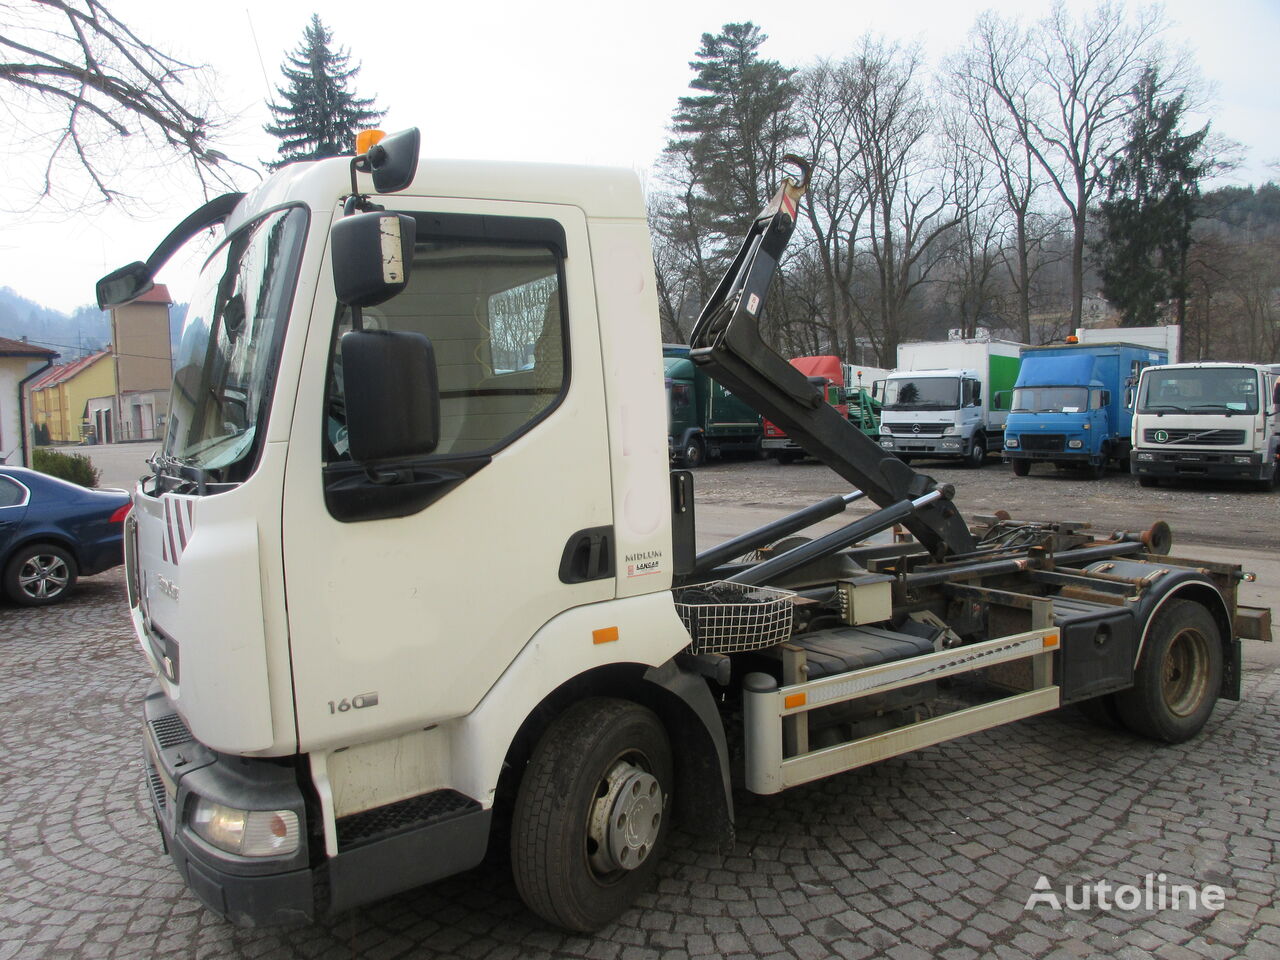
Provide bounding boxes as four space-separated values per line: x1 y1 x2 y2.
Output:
0 466 131 606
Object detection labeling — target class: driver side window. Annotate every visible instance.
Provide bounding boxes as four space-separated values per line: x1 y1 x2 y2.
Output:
325 225 568 463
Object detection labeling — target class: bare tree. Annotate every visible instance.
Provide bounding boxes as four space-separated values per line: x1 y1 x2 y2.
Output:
0 0 241 208
846 37 967 365
959 2 1169 329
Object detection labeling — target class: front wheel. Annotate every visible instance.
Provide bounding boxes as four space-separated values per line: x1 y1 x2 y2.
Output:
680 437 705 468
1138 474 1159 488
4 543 78 606
963 435 987 468
511 698 673 931
1011 459 1031 477
1115 599 1222 743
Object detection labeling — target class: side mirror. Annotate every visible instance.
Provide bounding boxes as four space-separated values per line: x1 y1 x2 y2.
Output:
973 384 982 406
368 128 421 194
341 329 439 462
992 391 1005 411
96 261 153 309
1100 390 1111 408
1126 388 1135 408
331 212 416 308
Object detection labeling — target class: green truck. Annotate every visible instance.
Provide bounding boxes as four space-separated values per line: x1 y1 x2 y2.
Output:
665 345 761 466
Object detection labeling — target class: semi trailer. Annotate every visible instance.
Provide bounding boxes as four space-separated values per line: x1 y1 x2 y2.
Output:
98 130 1271 932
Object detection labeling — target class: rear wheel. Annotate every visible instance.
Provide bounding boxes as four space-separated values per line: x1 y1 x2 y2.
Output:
511 698 673 931
4 543 78 606
1011 459 1031 477
1138 474 1159 488
1115 599 1222 743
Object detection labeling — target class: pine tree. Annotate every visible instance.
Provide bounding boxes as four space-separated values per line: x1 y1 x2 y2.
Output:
264 15 386 169
1094 66 1209 327
666 23 800 245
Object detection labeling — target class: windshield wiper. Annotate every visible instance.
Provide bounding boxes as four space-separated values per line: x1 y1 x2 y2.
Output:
148 452 213 493
1187 404 1236 414
1141 404 1185 414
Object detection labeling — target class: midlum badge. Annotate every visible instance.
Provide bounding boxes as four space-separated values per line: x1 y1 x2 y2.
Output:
625 549 663 577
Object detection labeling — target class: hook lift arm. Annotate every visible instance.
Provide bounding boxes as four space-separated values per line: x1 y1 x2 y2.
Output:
688 157 975 559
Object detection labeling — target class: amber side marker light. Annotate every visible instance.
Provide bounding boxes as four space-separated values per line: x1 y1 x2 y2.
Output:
593 627 619 645
355 129 386 154
1043 634 1060 648
784 693 807 710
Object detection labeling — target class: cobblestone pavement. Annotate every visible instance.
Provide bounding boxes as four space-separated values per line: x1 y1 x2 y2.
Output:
1 572 1277 960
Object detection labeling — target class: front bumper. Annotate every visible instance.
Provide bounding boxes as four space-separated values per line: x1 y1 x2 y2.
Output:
142 682 494 927
142 683 314 926
1006 449 1092 463
1131 449 1269 480
879 436 964 457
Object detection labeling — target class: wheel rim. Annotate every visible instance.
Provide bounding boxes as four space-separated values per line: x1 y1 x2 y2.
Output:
18 554 70 600
1162 627 1212 717
685 445 698 463
587 757 663 877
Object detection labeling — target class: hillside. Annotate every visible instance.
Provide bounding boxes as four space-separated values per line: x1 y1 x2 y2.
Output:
0 288 185 362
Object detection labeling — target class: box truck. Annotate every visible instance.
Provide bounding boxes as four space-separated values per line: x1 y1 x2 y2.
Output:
876 339 1022 466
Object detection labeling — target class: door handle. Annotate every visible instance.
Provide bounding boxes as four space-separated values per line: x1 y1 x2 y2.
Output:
559 526 614 584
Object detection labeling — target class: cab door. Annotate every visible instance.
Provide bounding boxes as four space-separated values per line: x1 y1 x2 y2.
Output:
282 200 614 750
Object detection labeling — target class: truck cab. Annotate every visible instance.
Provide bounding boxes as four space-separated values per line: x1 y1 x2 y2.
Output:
664 345 761 466
1131 362 1280 488
876 367 990 466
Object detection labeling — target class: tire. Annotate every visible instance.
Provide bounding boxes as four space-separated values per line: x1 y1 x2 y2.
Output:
511 698 673 932
1114 599 1222 743
1138 474 1159 488
774 450 801 465
680 437 705 469
1086 458 1107 480
3 542 78 606
963 435 987 469
1012 459 1031 477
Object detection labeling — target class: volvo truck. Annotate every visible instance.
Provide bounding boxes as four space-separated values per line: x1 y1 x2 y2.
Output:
98 130 1270 932
664 345 761 467
1130 362 1280 489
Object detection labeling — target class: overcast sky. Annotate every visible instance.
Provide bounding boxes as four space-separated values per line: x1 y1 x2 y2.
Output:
2 0 1277 317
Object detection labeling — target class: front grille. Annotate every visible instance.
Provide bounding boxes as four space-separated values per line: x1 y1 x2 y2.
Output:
1019 434 1066 453
1143 428 1246 446
882 422 952 436
336 790 479 849
149 712 194 749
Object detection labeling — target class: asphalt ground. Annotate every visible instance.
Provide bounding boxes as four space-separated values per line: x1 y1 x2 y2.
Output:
0 444 1275 959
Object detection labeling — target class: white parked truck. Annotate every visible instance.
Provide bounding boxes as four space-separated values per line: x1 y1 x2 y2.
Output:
876 339 1023 466
99 131 1270 931
1131 362 1280 489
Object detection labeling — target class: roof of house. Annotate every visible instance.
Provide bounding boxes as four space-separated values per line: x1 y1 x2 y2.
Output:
127 284 172 306
27 348 112 391
0 336 58 359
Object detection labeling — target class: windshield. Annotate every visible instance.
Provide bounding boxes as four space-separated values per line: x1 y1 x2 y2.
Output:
1012 386 1089 413
1138 368 1259 415
882 377 959 410
165 206 307 481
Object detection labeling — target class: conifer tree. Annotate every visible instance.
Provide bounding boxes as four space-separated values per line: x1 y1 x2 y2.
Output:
264 15 385 168
1094 66 1209 327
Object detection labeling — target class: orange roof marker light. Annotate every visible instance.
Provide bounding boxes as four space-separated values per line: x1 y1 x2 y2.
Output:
355 129 386 155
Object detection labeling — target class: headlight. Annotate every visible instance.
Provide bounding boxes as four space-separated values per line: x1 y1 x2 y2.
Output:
1068 439 1083 449
941 425 956 436
191 798 300 857
1006 438 1020 449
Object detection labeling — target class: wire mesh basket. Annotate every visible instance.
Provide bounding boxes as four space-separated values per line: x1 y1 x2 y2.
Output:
673 580 797 655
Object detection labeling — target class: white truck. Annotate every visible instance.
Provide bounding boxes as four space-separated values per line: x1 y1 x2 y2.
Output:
876 339 1023 466
98 131 1270 931
1131 362 1280 489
